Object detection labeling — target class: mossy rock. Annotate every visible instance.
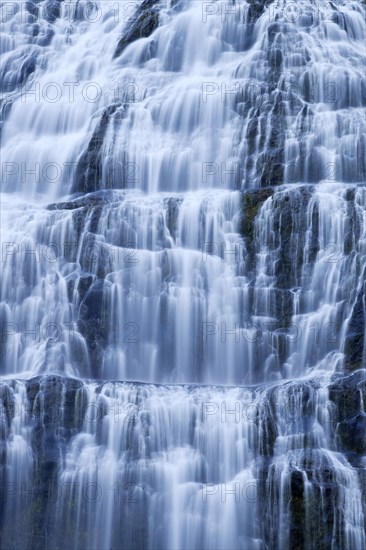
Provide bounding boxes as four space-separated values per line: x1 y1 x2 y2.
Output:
240 187 274 243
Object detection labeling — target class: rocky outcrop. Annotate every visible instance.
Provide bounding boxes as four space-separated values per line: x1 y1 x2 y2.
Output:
0 47 40 93
260 448 347 550
240 187 274 267
337 413 366 455
235 11 305 187
73 104 126 194
77 280 112 378
241 186 314 327
329 370 366 464
344 270 366 372
270 187 313 290
0 98 13 140
0 375 88 549
47 190 123 211
113 0 160 59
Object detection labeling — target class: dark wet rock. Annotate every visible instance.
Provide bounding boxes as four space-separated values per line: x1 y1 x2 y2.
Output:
25 0 39 18
71 0 100 22
240 187 274 264
256 387 278 457
77 274 95 302
289 470 305 550
164 197 183 241
78 232 112 279
358 468 366 531
260 449 342 550
337 413 366 455
77 280 112 377
34 26 55 47
307 198 319 266
239 93 291 188
299 451 340 549
86 203 104 234
344 270 366 372
271 187 313 289
272 289 294 329
242 186 313 296
258 96 286 186
48 192 125 280
260 158 284 187
66 272 96 304
224 0 276 51
235 4 313 188
47 190 123 211
0 47 40 93
22 374 87 550
344 188 362 255
73 104 126 194
356 133 366 183
170 0 185 12
269 47 283 72
0 384 15 437
246 0 274 21
238 96 286 187
113 0 160 59
0 303 11 367
329 370 366 462
69 205 105 260
26 375 86 433
43 0 63 23
329 370 366 422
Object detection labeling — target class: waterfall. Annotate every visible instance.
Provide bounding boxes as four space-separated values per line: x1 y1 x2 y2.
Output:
1 1 365 548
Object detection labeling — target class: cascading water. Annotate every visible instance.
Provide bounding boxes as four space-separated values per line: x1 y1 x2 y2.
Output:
0 0 365 548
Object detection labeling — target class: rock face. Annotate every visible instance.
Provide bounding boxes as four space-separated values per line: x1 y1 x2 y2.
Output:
113 0 160 59
42 0 63 23
239 184 366 377
246 0 275 21
261 449 347 550
1 375 365 550
0 375 87 550
234 6 307 188
241 185 313 328
248 376 366 550
270 187 313 290
240 187 274 259
26 376 87 499
0 47 40 93
328 371 366 540
337 413 366 455
344 270 366 372
77 280 112 378
329 370 366 464
73 104 126 194
47 189 122 211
